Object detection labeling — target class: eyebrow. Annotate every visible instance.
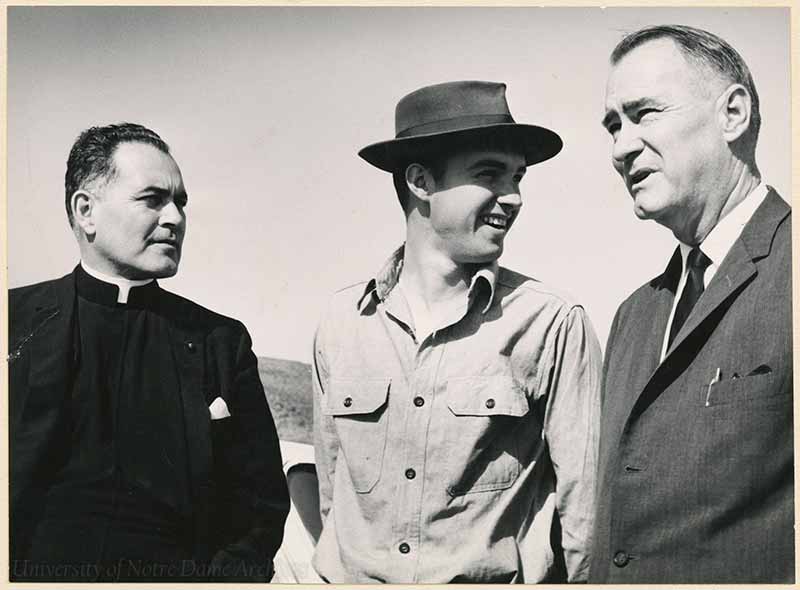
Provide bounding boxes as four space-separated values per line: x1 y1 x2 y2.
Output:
137 186 189 201
601 98 656 130
468 159 526 175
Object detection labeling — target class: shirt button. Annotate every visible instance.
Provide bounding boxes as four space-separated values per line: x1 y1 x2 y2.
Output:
343 397 353 408
405 468 416 480
613 551 630 568
485 398 495 409
413 396 425 407
398 542 410 554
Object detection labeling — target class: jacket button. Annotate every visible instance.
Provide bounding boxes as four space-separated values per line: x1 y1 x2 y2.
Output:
343 397 353 408
405 468 416 480
413 396 425 407
185 341 195 352
613 551 630 568
485 398 495 409
398 542 410 554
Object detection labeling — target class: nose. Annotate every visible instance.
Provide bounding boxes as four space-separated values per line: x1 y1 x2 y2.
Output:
611 122 644 173
159 198 186 230
496 185 522 211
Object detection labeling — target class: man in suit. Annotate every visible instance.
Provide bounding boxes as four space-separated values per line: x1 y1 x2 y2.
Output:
9 123 289 581
592 25 792 583
312 81 602 583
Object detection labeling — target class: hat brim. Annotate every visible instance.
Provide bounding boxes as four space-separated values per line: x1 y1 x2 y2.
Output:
358 123 563 173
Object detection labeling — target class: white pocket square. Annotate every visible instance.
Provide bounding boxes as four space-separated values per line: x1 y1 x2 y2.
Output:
209 396 231 420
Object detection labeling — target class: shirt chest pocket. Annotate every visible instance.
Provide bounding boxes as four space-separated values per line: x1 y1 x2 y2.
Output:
444 375 530 496
324 378 391 493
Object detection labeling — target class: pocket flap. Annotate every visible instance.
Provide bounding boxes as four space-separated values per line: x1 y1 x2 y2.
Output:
447 376 529 417
324 378 391 416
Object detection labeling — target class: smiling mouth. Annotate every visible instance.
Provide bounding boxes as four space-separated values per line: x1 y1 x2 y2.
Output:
481 214 510 230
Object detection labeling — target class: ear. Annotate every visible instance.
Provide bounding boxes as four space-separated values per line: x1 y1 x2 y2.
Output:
405 162 436 203
71 190 97 237
717 83 752 143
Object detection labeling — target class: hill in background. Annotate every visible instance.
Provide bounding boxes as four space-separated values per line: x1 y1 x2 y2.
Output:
258 356 313 444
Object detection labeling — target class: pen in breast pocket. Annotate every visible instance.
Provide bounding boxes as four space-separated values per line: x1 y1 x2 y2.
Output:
705 367 721 407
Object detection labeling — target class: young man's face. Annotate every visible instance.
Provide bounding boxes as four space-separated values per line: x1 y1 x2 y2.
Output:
426 147 526 265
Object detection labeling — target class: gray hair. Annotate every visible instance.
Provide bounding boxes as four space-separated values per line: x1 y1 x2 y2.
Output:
611 24 761 152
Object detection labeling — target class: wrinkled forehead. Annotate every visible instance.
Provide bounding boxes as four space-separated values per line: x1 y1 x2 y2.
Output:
605 38 718 105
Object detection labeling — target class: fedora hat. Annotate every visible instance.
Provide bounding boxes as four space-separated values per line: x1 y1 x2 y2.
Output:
358 80 563 172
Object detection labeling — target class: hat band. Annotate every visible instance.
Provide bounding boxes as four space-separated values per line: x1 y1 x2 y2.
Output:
396 114 515 138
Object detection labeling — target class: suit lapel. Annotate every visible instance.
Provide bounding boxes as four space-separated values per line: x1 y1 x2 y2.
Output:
621 190 788 423
642 250 680 377
613 249 680 424
663 189 789 361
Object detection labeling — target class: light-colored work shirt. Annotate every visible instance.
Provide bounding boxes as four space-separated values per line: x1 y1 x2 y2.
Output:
660 183 769 361
312 246 602 583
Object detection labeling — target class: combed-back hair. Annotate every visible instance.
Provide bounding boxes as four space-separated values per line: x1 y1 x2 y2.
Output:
610 24 761 151
64 122 170 226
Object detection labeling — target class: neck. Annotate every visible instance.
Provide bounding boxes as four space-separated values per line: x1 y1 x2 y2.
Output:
675 164 760 245
402 231 474 310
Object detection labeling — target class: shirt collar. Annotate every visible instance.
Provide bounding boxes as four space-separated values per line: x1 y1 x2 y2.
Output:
357 244 499 315
80 260 154 304
677 182 769 271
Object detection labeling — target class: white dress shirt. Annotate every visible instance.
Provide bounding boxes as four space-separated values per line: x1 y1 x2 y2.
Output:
660 183 769 361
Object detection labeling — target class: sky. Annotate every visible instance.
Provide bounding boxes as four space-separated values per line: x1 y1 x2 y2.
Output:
7 6 791 363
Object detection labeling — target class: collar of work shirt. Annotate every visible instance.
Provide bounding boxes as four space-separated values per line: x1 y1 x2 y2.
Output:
357 244 498 346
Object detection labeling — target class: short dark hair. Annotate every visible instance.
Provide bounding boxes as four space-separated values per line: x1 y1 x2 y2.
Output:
392 157 447 213
611 24 761 153
64 123 170 226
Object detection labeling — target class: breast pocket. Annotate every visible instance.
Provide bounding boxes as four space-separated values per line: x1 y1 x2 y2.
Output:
444 375 530 496
323 378 391 493
701 372 789 410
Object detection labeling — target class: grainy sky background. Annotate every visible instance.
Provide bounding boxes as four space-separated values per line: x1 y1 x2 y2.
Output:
7 6 790 363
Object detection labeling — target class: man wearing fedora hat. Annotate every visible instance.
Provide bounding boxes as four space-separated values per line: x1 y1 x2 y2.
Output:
311 81 601 583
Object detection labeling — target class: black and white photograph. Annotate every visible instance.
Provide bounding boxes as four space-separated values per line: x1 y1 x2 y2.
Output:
6 5 793 584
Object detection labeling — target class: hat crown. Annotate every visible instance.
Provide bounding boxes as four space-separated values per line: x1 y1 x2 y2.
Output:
395 80 515 138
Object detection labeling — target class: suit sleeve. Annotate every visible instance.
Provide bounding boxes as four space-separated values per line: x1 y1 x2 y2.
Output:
312 310 339 525
209 322 290 579
540 305 603 582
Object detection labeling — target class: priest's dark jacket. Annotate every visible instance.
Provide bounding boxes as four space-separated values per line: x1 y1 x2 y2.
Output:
8 266 290 581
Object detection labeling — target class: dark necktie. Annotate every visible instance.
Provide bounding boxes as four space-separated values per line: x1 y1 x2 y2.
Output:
668 246 712 348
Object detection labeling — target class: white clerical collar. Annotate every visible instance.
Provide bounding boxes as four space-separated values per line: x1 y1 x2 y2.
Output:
80 261 154 304
677 182 769 272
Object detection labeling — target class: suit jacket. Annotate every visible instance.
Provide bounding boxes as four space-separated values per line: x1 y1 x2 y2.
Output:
8 267 290 580
590 189 793 583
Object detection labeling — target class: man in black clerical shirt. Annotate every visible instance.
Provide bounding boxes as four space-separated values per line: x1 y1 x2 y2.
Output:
8 123 289 582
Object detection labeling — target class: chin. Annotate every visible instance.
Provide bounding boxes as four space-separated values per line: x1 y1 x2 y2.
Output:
142 259 180 279
459 249 503 265
632 195 661 221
